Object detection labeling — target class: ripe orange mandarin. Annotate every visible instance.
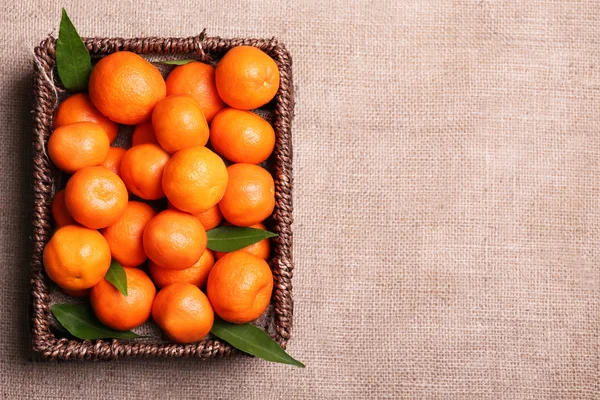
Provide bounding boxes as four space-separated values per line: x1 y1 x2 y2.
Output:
165 61 225 123
210 108 275 164
152 283 214 343
193 205 223 231
89 51 166 125
215 223 271 260
54 93 119 143
207 251 273 324
43 225 111 290
148 249 215 288
215 46 280 110
101 146 127 176
162 146 228 214
65 166 129 229
48 122 110 174
101 201 156 267
51 189 77 228
143 209 207 270
219 163 275 227
131 121 158 146
120 144 170 200
151 95 209 153
168 201 223 231
91 267 156 331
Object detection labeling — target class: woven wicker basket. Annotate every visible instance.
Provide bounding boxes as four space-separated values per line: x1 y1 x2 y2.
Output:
31 33 294 360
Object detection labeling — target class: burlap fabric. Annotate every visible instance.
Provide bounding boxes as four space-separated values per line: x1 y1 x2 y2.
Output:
2 0 598 398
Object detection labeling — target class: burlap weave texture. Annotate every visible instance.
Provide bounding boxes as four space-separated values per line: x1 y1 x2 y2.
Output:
1 0 599 398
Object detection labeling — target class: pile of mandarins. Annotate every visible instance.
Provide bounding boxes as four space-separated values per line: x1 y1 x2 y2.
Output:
44 46 280 343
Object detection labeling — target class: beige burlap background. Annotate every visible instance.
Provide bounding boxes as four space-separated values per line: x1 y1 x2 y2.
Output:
1 0 599 398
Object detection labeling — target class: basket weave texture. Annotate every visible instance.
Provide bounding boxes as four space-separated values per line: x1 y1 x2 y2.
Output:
31 33 294 361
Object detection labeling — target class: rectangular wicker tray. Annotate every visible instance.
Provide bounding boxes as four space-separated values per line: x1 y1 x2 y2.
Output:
30 33 294 360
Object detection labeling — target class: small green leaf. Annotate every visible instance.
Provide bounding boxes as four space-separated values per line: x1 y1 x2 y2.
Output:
51 304 140 340
206 226 277 252
56 9 92 92
159 59 197 65
105 261 127 296
210 319 304 368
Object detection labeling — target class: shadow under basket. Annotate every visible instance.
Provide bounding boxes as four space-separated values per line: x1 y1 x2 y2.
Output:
30 33 295 360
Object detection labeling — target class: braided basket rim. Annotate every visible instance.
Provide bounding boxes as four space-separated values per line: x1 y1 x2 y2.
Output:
30 33 294 361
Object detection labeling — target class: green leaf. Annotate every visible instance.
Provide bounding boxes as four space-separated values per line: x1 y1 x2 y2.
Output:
56 9 92 92
159 59 197 65
210 319 304 368
51 304 140 340
105 261 127 296
206 226 277 252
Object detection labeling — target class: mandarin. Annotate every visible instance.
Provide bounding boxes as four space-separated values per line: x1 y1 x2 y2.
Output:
152 283 214 343
101 146 127 176
148 249 215 288
65 166 128 229
43 225 111 290
143 209 207 270
120 144 170 200
165 61 225 123
131 121 158 146
54 93 119 143
193 205 223 231
51 189 77 228
151 95 209 153
168 201 223 231
89 51 166 125
101 201 156 267
90 267 156 331
215 46 280 110
219 163 275 227
48 122 110 174
162 146 228 214
210 108 275 164
206 251 273 324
